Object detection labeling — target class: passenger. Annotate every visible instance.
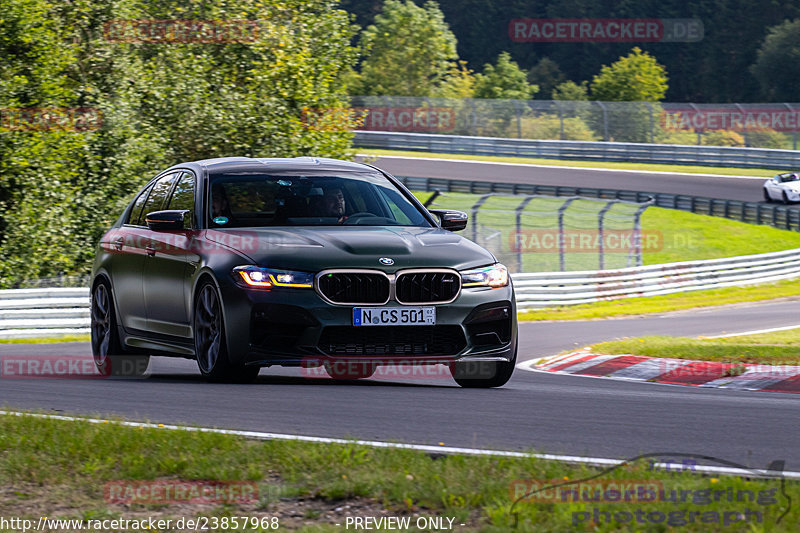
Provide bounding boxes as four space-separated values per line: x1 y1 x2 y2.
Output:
211 185 233 223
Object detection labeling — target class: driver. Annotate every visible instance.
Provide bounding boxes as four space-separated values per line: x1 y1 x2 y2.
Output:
311 187 348 223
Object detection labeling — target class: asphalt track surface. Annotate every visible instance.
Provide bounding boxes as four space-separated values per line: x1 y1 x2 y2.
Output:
2 299 800 471
360 155 773 203
2 158 799 471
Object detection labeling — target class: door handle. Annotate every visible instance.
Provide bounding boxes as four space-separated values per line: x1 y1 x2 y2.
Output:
145 245 156 257
112 238 124 251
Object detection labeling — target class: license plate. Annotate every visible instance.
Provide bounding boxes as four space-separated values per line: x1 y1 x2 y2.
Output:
353 306 435 326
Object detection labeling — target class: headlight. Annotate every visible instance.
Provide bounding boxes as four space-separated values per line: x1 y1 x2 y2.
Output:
232 266 314 289
460 263 509 288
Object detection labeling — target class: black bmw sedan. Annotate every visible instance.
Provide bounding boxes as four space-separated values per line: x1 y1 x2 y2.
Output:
90 157 517 387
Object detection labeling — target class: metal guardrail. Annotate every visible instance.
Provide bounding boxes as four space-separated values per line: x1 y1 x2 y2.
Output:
355 131 800 170
4 247 800 335
0 287 90 338
396 176 800 232
514 247 800 310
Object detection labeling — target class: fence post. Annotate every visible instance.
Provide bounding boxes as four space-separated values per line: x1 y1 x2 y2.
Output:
470 99 478 136
558 197 578 271
629 201 653 267
555 100 565 140
597 200 619 270
423 190 441 207
471 194 492 243
596 101 609 141
515 196 535 273
645 102 654 144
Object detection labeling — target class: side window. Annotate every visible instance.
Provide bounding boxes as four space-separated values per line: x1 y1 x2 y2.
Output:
140 173 178 224
126 183 155 226
166 171 196 229
376 187 413 224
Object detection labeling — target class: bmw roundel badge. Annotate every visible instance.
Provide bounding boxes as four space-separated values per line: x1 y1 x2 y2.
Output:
379 257 394 266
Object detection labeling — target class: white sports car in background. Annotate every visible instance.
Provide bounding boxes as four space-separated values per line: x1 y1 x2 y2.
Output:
763 172 800 203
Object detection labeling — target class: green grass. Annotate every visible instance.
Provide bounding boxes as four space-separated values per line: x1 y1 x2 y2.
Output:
361 148 783 177
518 279 800 321
413 193 800 269
1 412 798 532
590 328 800 365
641 208 800 265
0 334 90 344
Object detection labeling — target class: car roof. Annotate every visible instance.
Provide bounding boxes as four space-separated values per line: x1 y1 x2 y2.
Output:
170 156 377 175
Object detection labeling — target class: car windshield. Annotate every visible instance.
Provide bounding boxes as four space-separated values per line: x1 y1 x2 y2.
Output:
781 174 800 183
207 171 432 228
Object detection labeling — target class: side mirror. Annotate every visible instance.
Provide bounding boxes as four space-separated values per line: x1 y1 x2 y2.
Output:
429 209 468 232
145 210 188 231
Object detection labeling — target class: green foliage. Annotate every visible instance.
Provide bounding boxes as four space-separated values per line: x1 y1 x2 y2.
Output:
526 57 565 99
435 60 476 98
0 0 360 287
751 19 800 101
590 47 668 102
745 129 792 149
356 0 458 96
519 114 597 141
473 52 537 100
551 80 588 101
702 130 745 147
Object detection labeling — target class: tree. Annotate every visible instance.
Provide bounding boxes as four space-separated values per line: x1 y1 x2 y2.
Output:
590 47 668 102
528 58 565 100
552 81 588 101
750 19 800 101
588 48 668 143
357 0 458 96
473 52 538 100
436 61 476 98
0 0 360 287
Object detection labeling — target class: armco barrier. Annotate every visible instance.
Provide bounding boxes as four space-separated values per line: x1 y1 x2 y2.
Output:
3 248 800 336
394 175 800 232
0 287 90 338
355 131 800 170
513 247 800 309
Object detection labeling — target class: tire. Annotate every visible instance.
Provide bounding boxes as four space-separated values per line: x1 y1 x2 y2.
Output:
324 360 377 380
451 341 517 388
194 280 259 383
90 280 150 377
783 191 791 205
764 189 772 202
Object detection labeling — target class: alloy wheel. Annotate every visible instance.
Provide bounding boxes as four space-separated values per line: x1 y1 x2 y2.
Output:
195 284 222 374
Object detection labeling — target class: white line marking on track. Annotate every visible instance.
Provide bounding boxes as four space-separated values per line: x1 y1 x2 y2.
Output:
357 154 769 180
704 324 800 338
2 410 796 479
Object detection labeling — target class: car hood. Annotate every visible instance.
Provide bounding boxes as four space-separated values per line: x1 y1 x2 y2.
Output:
783 182 800 192
204 226 496 271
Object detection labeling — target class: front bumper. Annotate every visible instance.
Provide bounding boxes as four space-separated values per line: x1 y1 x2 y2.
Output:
219 279 517 367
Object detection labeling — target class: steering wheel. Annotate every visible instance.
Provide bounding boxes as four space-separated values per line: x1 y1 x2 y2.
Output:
341 212 376 224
